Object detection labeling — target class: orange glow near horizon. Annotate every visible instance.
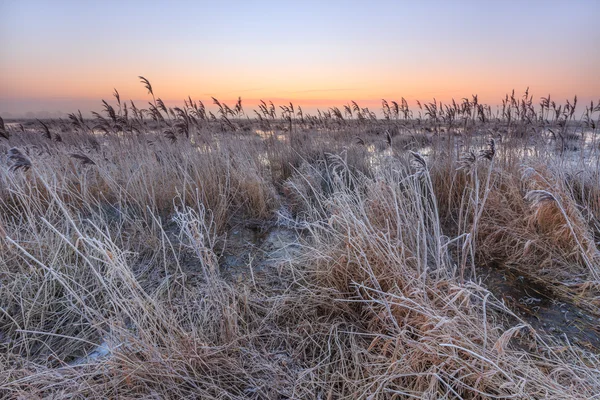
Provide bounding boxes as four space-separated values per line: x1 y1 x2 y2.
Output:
1 1 598 118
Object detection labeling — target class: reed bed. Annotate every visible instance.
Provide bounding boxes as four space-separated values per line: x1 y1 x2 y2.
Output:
0 87 599 399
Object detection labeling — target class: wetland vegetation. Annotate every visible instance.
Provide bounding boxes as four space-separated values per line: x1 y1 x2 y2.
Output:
1 82 600 398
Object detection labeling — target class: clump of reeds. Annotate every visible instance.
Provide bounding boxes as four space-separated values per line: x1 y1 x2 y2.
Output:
288 159 600 398
0 116 9 140
7 147 32 171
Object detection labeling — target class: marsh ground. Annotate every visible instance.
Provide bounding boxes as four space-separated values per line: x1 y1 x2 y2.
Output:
1 91 600 398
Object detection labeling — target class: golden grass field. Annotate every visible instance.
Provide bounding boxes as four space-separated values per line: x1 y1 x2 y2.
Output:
1 83 600 398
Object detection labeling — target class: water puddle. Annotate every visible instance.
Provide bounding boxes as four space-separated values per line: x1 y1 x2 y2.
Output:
68 340 114 366
255 129 287 142
219 217 302 285
479 264 600 351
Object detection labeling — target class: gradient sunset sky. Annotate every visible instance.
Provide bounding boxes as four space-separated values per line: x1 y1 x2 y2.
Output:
1 0 598 118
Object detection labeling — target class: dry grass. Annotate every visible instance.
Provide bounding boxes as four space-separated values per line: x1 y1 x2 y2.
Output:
1 88 600 399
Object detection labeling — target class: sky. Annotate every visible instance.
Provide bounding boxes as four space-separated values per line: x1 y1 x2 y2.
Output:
1 0 599 118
